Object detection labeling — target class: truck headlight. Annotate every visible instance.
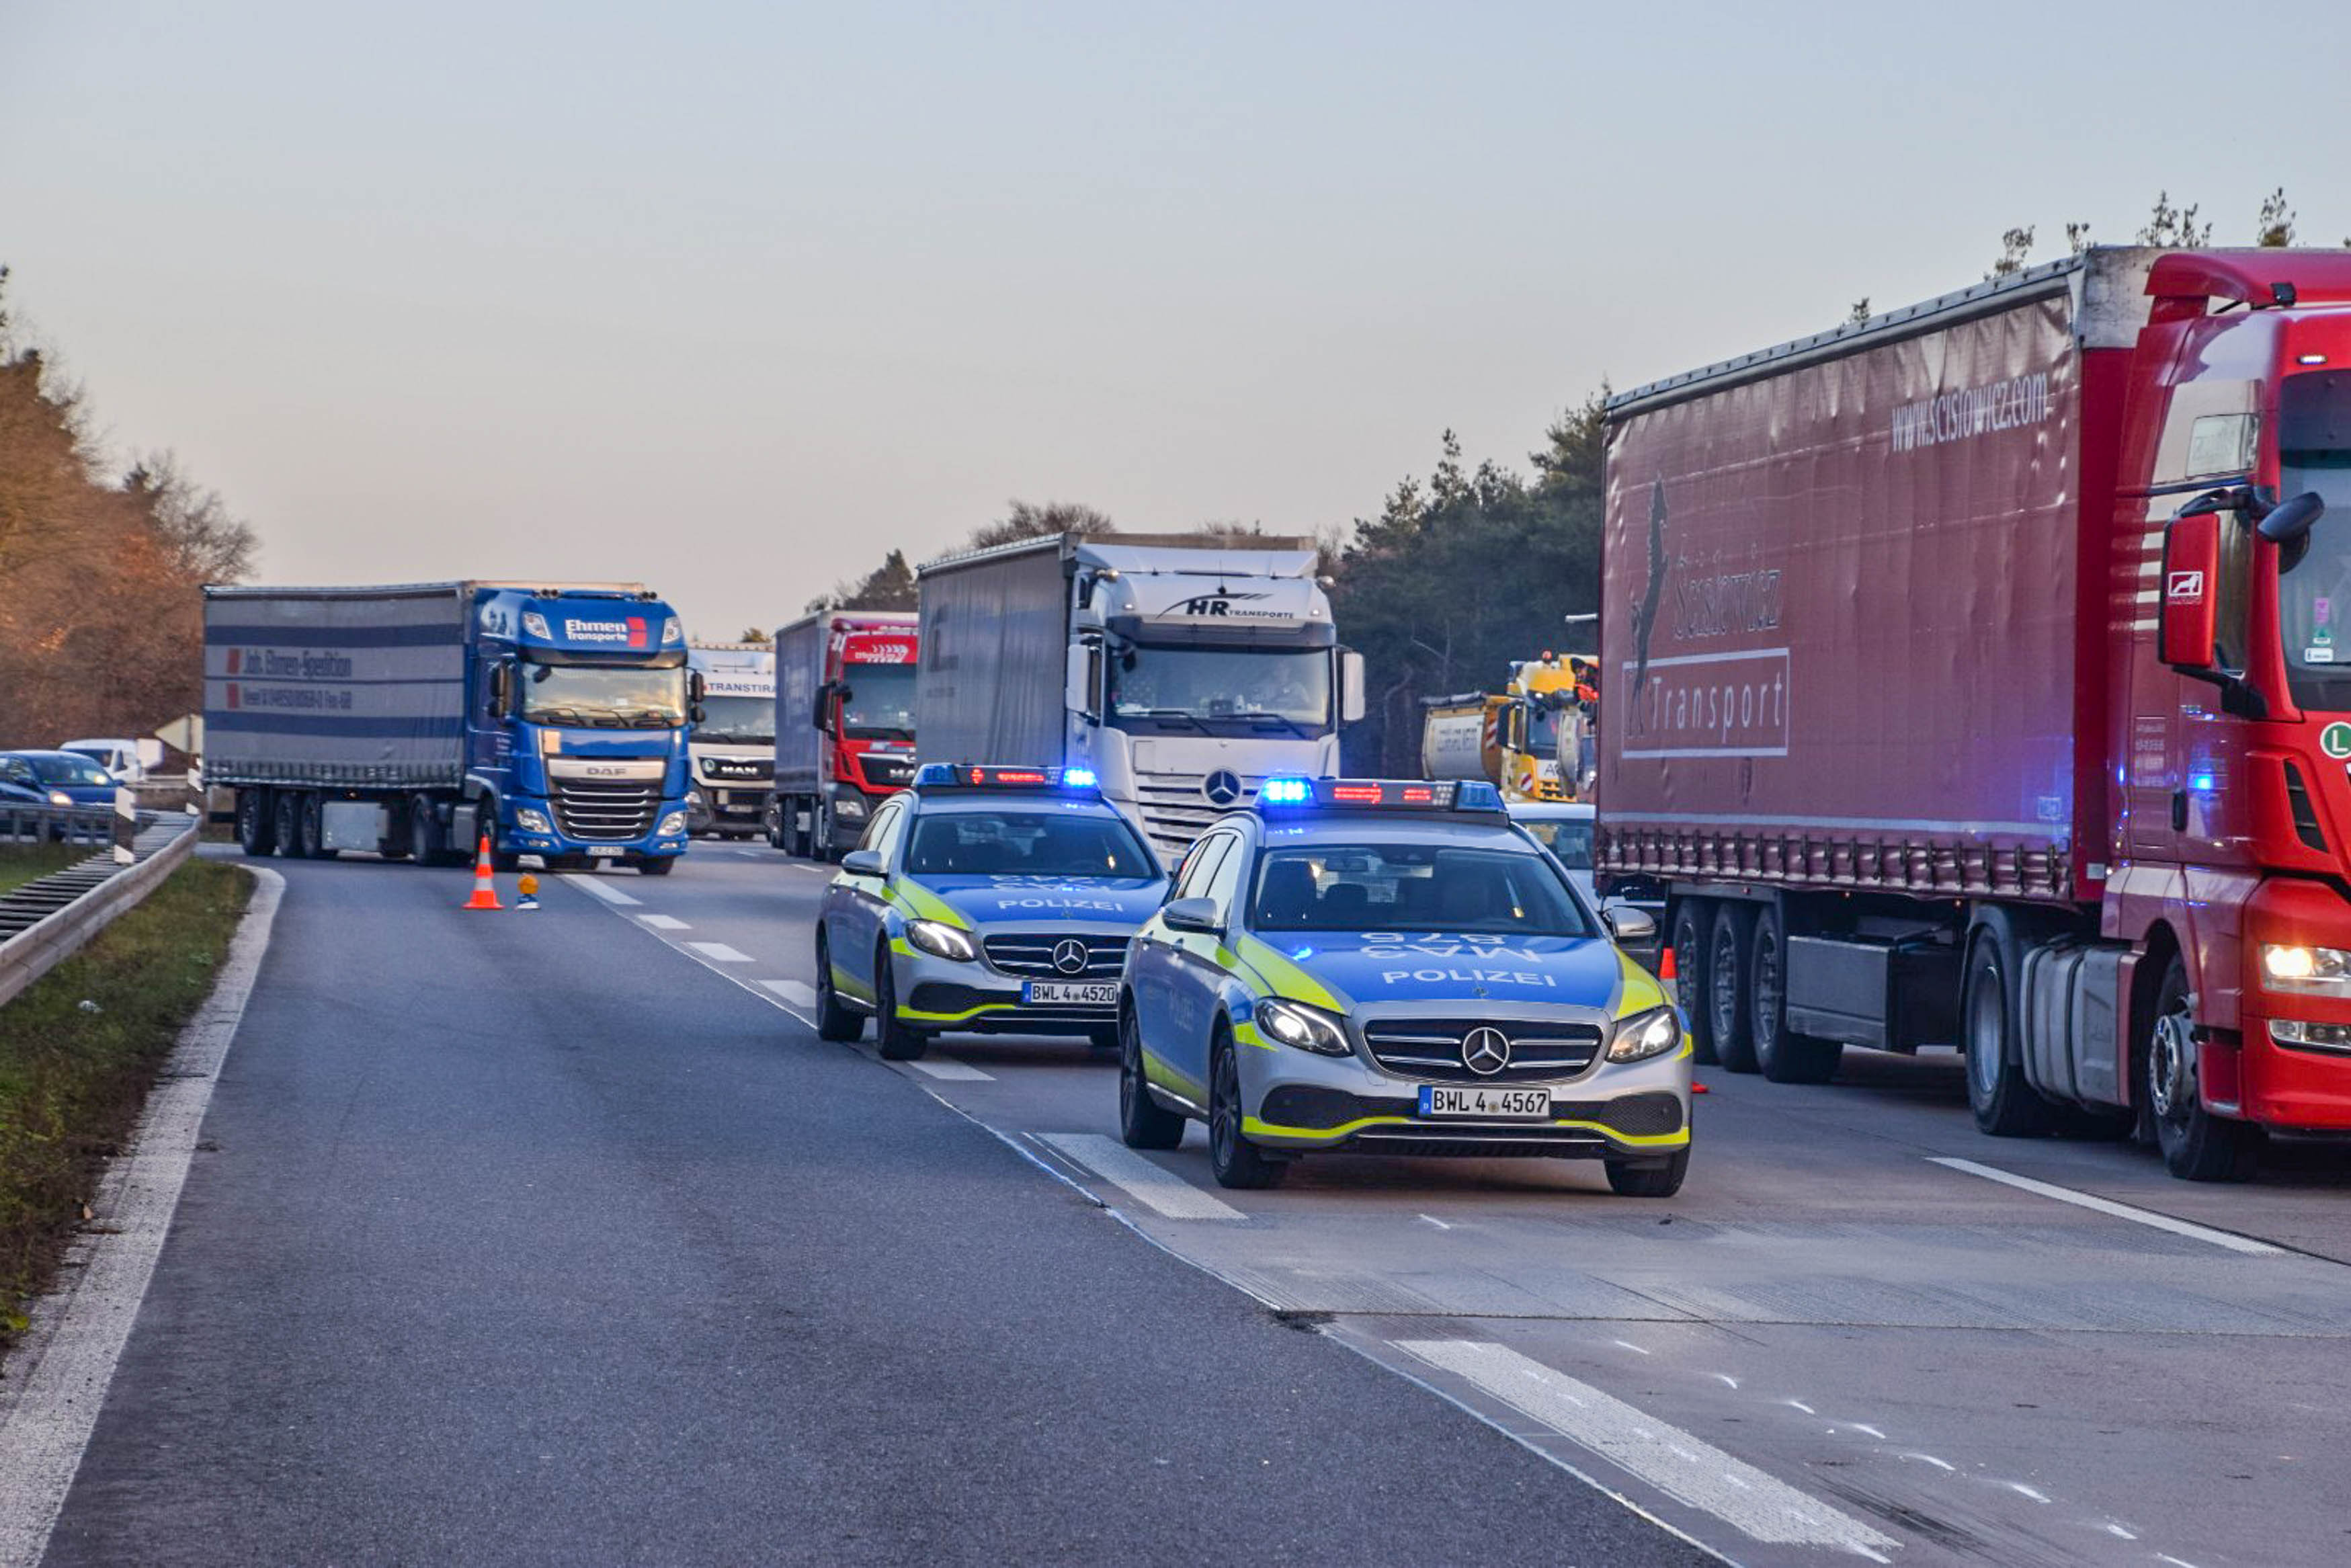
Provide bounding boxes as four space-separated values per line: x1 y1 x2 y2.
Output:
513 807 554 834
2270 1019 2351 1053
2261 944 2351 993
906 919 977 962
835 794 868 821
1606 1005 1682 1063
657 811 688 836
1254 998 1352 1057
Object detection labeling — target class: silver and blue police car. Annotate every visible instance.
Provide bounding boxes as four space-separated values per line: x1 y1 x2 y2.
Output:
812 764 1169 1061
1115 777 1690 1195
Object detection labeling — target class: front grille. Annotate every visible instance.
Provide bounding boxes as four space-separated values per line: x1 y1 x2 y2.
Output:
702 757 773 781
1360 1018 1603 1083
552 778 661 841
860 755 918 790
1346 1128 1612 1159
1258 1085 1682 1137
1136 772 1260 856
983 933 1128 980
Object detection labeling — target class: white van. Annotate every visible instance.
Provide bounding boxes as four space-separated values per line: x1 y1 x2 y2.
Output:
58 737 163 786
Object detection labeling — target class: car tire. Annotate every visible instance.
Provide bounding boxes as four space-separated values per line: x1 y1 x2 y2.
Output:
272 791 301 858
1207 1029 1284 1189
1706 903 1760 1073
1669 899 1716 1064
1961 926 2057 1137
1118 998 1184 1151
1751 906 1840 1084
2143 954 2262 1182
813 933 863 1042
237 789 276 857
873 945 927 1061
1606 1147 1689 1198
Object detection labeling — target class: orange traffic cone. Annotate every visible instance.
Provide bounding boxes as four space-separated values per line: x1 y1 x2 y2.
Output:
462 835 503 911
1657 944 1678 1005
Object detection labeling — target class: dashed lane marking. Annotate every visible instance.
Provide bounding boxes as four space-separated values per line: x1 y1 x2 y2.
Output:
1393 1339 1895 1561
561 873 641 906
1927 1156 2286 1255
759 980 817 1007
905 1057 994 1081
687 942 755 963
1039 1133 1245 1221
637 913 689 930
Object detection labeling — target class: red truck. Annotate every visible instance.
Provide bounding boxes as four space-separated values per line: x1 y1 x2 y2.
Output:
1598 246 2351 1180
770 610 919 860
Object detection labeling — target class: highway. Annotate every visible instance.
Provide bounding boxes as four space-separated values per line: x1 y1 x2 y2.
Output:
31 844 2351 1566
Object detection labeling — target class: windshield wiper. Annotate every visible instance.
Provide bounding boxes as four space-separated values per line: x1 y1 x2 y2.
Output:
1135 708 1207 733
628 709 679 729
1247 714 1313 737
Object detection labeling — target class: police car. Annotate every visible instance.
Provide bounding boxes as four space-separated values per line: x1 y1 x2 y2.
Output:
1115 778 1689 1196
812 764 1169 1061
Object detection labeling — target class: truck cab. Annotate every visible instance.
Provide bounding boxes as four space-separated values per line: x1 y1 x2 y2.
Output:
686 643 776 839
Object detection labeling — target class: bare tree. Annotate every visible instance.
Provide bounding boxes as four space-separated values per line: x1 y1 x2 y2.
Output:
968 499 1116 551
1986 226 2036 280
2138 192 2211 247
2255 188 2295 247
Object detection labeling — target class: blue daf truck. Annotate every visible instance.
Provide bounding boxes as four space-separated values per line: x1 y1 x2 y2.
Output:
203 581 700 874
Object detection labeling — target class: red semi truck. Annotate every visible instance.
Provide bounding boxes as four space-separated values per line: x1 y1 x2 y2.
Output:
1598 246 2351 1180
769 610 919 860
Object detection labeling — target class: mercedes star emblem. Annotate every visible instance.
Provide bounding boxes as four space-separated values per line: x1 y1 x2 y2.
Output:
1203 770 1242 806
1052 938 1089 975
1460 1026 1512 1076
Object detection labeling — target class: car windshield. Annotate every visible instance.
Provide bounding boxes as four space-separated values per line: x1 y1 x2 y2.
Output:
839 664 917 739
1248 842 1594 936
694 694 774 745
905 809 1157 878
2278 369 2351 711
1108 645 1329 733
1516 817 1593 870
520 662 688 727
24 753 114 786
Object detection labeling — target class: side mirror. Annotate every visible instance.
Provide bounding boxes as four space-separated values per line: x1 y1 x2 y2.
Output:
841 848 884 876
1339 650 1366 724
488 662 513 716
690 670 708 703
1161 896 1221 935
2159 511 2221 671
690 704 706 725
2259 490 2327 547
1065 644 1095 722
813 682 835 732
1602 906 1657 945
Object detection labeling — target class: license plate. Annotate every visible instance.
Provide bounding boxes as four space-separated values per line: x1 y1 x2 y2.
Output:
1418 1084 1553 1120
587 845 625 858
1023 981 1117 1006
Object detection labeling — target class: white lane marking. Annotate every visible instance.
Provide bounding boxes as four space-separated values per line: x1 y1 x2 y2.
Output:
2005 1482 2052 1503
562 872 641 906
734 849 764 859
1040 1133 1245 1221
1612 1339 1651 1356
1927 1156 2286 1255
1395 1340 1895 1560
687 942 754 963
1713 1374 1739 1390
1784 1399 1816 1415
2102 1523 2139 1540
1417 1213 1452 1231
1901 1452 1956 1472
780 862 829 874
0 866 286 1568
638 913 690 930
1848 1423 1886 1440
905 1057 994 1082
760 980 817 1007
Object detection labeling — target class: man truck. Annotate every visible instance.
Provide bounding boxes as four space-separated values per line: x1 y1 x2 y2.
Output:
1596 245 2351 1180
914 533 1363 863
204 581 698 875
770 610 918 860
686 642 776 839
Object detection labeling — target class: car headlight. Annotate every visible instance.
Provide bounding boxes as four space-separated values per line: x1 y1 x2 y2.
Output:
657 811 688 836
513 807 554 834
2261 944 2351 992
48 790 73 807
1254 997 1352 1057
906 919 977 962
1606 1005 1682 1063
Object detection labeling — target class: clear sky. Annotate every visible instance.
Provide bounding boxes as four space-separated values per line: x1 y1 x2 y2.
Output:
3 1 2343 638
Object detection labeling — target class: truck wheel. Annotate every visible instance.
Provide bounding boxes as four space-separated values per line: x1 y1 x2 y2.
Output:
236 789 277 857
1606 1147 1688 1198
1961 927 2055 1137
873 947 927 1061
272 791 301 858
1669 900 1717 1063
1118 999 1184 1151
2143 955 2262 1182
635 856 675 876
409 796 443 866
1707 903 1760 1073
1208 1032 1284 1189
299 793 338 860
813 933 862 1042
1751 907 1840 1084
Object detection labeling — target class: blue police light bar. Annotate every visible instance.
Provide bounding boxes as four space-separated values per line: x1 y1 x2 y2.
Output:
912 762 1100 793
1253 778 1504 813
1063 767 1098 788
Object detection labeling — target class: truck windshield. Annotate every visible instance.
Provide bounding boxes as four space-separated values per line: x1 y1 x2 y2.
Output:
1523 700 1560 751
839 664 916 739
905 809 1157 878
520 663 688 727
2277 370 2351 710
1108 645 1330 733
1248 843 1594 937
695 695 774 745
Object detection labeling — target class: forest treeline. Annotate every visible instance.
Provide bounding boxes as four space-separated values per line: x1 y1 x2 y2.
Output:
0 267 256 747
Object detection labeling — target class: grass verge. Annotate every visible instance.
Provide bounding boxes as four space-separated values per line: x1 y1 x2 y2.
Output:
0 858 250 1340
0 843 89 897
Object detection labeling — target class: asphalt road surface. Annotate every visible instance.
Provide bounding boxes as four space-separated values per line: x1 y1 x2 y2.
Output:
26 841 2351 1567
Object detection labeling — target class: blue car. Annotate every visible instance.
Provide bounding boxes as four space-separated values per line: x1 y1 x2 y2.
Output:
813 764 1169 1060
1117 777 1688 1196
1 750 119 807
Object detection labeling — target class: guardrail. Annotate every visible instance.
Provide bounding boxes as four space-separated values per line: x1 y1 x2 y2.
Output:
0 812 202 1009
